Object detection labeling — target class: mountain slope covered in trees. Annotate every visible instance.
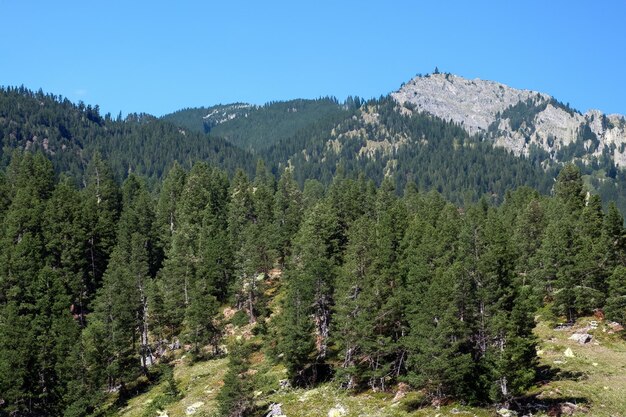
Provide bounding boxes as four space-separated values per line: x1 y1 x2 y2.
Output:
0 87 255 184
1 149 625 416
2 76 626 416
4 79 626 213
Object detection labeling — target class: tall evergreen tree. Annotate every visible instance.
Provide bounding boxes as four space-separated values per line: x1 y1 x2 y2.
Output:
605 266 626 325
83 175 156 394
405 263 474 401
217 342 255 417
279 200 339 385
274 167 303 267
81 153 121 298
0 152 56 416
155 162 186 255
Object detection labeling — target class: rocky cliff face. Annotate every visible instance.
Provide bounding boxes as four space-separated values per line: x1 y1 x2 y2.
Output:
392 73 626 166
392 73 548 135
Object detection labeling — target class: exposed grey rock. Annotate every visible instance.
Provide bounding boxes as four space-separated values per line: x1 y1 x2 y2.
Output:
496 407 517 417
569 333 593 344
392 73 547 135
185 401 204 415
392 73 626 167
327 405 346 417
266 403 286 417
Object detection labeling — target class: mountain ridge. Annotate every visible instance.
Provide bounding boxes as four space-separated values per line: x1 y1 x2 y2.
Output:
392 72 626 166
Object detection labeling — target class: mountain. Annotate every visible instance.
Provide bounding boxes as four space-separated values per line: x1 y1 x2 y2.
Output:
162 103 253 135
4 75 626 212
392 72 626 167
277 96 556 202
0 86 255 183
162 98 349 151
4 78 626 417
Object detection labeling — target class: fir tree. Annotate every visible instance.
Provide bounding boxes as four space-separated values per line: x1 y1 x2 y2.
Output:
155 162 186 255
217 342 255 417
280 200 339 385
274 167 303 267
605 266 626 325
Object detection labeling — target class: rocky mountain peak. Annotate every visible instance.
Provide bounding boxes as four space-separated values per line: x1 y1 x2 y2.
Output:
392 73 626 167
392 73 550 134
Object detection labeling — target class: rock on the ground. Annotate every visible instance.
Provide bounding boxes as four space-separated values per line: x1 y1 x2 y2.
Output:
266 403 286 417
393 382 410 402
496 407 517 417
569 333 593 344
560 401 588 415
328 404 346 417
185 401 204 415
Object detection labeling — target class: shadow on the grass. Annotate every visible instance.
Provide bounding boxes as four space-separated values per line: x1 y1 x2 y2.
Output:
512 394 589 417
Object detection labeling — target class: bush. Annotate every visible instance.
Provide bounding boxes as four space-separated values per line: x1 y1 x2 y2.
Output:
230 310 250 327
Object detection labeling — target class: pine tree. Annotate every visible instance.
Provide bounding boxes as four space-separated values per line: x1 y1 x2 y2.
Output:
334 216 377 388
81 153 121 298
513 198 546 293
0 152 55 415
573 194 608 313
274 167 303 267
185 277 220 357
217 342 255 417
183 203 229 357
83 176 156 393
158 162 214 334
43 177 89 325
405 263 474 401
554 163 585 213
476 209 535 403
605 266 626 324
369 180 409 388
279 200 339 385
229 162 277 323
155 162 186 255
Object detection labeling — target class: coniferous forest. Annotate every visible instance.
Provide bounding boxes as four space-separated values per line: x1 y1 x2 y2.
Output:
1 86 626 416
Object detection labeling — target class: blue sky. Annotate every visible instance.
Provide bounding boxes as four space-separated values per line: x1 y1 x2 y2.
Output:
1 1 625 117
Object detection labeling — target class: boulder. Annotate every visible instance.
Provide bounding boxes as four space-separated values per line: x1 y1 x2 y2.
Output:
560 401 587 415
328 405 346 417
497 408 517 417
392 382 410 402
568 333 592 344
266 403 286 417
185 402 204 415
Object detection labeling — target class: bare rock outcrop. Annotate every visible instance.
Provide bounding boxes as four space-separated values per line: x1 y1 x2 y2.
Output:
392 72 626 166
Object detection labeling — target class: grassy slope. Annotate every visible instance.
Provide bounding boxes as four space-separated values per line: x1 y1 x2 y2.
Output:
531 317 626 416
117 358 228 417
112 312 626 417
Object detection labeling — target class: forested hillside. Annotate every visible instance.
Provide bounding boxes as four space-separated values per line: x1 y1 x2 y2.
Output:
1 148 625 416
5 85 626 213
163 98 352 151
0 87 255 184
164 96 560 205
2 82 626 416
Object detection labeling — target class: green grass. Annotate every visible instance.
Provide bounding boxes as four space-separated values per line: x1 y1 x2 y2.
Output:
117 357 228 417
265 383 493 417
114 314 626 417
531 317 626 416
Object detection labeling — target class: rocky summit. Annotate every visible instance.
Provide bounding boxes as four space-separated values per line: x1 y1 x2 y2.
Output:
393 73 626 166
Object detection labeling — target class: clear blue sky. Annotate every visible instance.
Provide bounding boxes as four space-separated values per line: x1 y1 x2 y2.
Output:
1 0 625 117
